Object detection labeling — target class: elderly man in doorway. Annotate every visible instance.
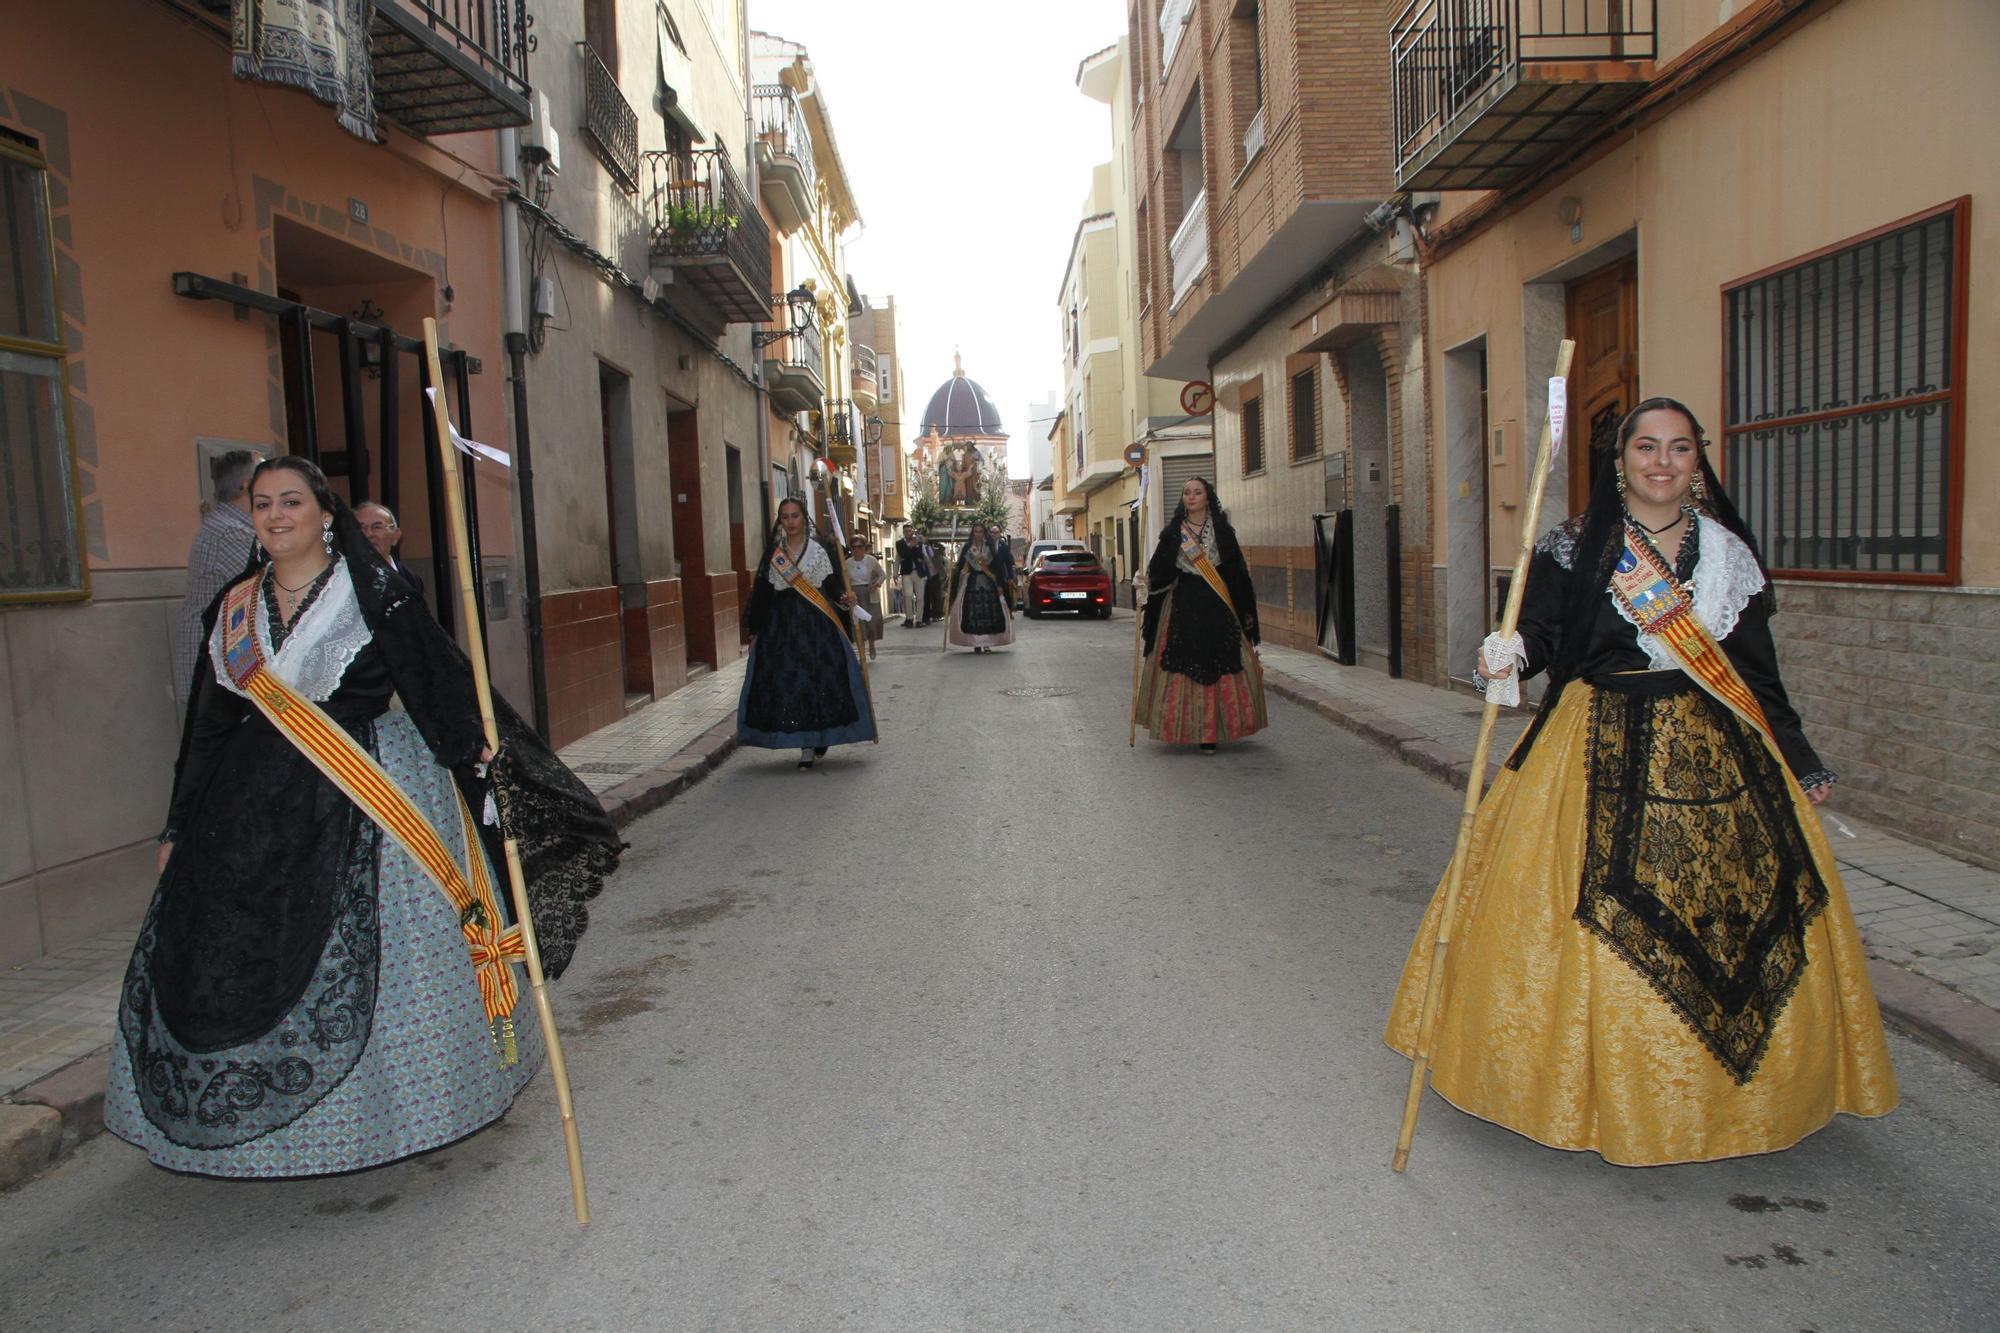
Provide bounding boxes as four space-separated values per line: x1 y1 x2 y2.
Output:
171 449 260 702
355 501 427 606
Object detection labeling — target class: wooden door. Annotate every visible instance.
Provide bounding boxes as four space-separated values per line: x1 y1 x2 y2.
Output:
1565 256 1638 512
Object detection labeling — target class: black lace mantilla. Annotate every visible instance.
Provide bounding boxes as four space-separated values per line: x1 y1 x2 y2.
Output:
121 725 383 1149
1577 673 1829 1083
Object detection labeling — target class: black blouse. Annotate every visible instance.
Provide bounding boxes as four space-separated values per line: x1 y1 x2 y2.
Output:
1513 514 1833 787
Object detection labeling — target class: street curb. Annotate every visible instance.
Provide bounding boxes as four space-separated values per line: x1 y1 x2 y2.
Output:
0 717 740 1193
595 717 739 832
1 1050 107 1192
1865 957 2000 1085
1261 661 2000 1087
1260 668 1497 792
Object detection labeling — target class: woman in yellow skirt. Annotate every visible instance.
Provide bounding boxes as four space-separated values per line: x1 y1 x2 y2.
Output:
1386 398 1897 1165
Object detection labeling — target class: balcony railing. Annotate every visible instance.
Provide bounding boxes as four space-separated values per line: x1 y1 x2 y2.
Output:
644 149 774 324
752 84 817 232
1169 191 1208 309
577 42 638 192
367 0 532 134
824 398 859 456
764 317 825 416
1391 0 1656 191
851 344 879 406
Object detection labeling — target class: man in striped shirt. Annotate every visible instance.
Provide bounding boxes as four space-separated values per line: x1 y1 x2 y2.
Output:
172 450 260 702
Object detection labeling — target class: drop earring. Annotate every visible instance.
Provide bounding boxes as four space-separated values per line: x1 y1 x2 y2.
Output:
1615 467 1628 498
322 522 335 556
1690 470 1708 505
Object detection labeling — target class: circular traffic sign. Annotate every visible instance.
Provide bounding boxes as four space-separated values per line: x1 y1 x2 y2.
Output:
1180 380 1215 416
1122 442 1146 467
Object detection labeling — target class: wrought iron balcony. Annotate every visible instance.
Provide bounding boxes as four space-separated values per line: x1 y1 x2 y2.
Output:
222 0 534 135
577 42 638 193
851 344 879 409
764 317 825 416
1391 0 1656 192
822 398 859 464
644 149 775 325
1169 191 1209 310
753 85 817 233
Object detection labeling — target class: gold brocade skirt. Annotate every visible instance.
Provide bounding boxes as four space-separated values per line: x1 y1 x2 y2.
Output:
1384 681 1898 1166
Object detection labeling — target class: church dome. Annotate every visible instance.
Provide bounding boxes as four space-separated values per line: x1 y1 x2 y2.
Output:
919 355 1006 439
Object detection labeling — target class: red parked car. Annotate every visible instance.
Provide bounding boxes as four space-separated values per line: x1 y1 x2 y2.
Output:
1024 550 1114 619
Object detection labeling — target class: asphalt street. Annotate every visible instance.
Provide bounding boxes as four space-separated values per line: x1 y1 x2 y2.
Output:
3 615 1997 1331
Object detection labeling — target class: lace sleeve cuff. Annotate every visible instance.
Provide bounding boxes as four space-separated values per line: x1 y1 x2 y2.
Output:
1799 768 1838 792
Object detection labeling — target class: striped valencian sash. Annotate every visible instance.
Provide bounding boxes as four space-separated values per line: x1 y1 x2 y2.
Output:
772 544 846 634
1179 525 1243 625
219 572 525 1060
1607 525 1776 746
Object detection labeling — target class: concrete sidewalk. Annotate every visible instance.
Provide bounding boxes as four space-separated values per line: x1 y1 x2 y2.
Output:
1257 642 2000 1081
0 664 750 1188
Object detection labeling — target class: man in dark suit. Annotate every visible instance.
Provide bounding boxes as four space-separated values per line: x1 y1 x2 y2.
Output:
894 523 926 627
990 530 1017 606
922 533 945 625
356 501 427 605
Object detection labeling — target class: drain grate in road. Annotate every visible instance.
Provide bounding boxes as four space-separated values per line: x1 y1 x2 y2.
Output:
999 685 1078 699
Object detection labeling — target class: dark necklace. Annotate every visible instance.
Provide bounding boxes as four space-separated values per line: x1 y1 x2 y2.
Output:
274 560 333 593
1632 511 1686 536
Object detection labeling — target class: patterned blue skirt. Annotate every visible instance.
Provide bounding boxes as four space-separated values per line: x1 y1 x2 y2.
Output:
105 709 541 1177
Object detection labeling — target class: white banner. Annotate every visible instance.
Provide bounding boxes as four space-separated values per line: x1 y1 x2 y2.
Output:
1546 377 1568 472
424 387 511 468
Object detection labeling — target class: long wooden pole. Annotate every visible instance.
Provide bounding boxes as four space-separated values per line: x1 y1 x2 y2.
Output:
1128 576 1146 746
828 513 878 743
422 320 591 1223
1392 338 1574 1173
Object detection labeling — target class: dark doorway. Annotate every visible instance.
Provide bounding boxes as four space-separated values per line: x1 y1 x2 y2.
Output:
599 363 646 700
669 407 715 667
726 444 750 643
1566 255 1638 511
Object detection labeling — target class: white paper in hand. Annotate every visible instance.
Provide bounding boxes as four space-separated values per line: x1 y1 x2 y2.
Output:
1481 631 1528 708
853 606 873 623
1546 377 1568 473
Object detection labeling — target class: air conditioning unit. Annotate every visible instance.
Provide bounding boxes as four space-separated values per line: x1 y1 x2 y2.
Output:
522 91 562 174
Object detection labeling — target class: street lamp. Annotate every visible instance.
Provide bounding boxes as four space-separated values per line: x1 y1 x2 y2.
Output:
753 284 817 349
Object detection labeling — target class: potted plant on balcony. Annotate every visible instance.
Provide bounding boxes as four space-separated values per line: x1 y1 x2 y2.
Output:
661 201 742 247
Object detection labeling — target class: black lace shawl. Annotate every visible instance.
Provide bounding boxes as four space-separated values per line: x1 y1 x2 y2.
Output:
165 500 618 984
747 535 853 638
1142 516 1258 654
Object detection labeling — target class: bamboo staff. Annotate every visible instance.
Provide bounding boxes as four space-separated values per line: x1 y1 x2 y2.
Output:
941 538 955 652
1128 576 1147 746
826 506 878 743
1392 337 1575 1174
422 320 591 1223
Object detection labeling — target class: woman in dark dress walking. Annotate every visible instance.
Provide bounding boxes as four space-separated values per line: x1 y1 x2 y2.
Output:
945 520 1015 654
1136 477 1266 751
739 497 877 769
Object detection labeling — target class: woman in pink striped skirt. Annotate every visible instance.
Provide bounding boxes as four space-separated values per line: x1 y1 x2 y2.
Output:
1135 477 1267 752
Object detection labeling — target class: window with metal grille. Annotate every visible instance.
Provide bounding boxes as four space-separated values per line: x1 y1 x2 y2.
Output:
0 131 85 601
1289 367 1319 462
1722 199 1967 583
1242 395 1265 474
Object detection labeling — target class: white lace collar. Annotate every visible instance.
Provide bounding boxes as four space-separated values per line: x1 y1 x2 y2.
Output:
1613 514 1766 669
766 539 832 590
209 559 373 703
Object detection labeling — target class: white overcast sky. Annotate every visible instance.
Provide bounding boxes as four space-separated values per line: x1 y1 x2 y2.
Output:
745 0 1126 476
